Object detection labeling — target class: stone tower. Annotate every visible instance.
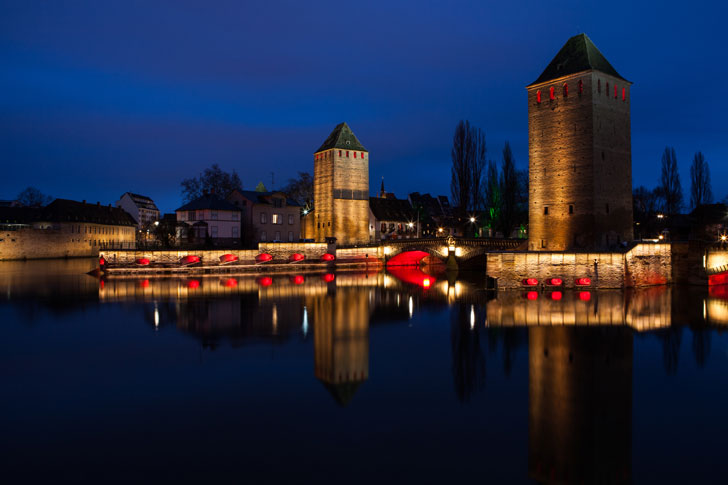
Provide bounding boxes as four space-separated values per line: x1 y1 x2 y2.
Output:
313 122 370 245
527 34 633 251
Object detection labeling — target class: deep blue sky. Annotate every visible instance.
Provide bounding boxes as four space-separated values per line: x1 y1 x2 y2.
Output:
1 0 726 213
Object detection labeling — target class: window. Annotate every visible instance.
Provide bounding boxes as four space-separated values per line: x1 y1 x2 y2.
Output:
272 214 282 224
549 86 555 100
578 79 583 95
354 152 357 158
273 198 282 208
338 150 341 156
260 213 267 224
232 226 239 238
288 214 294 225
317 222 320 229
211 211 218 220
260 231 267 241
569 205 574 214
541 239 546 248
328 221 331 227
622 87 626 101
288 231 294 242
274 231 281 241
563 83 568 97
614 84 618 98
346 151 349 157
544 206 549 215
210 225 218 238
536 90 541 103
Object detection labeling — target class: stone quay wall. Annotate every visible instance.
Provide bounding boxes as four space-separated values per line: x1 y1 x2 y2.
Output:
1 228 96 260
487 243 690 289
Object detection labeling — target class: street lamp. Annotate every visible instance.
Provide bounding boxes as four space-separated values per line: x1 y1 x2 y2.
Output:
469 217 476 223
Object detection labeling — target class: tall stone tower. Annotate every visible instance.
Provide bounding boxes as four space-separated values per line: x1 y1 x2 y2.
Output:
313 122 370 245
527 34 633 251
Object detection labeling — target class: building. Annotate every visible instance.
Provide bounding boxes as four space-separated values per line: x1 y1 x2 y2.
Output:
227 189 301 243
175 192 242 246
313 122 370 245
408 192 455 237
368 196 417 242
527 33 633 251
116 192 160 230
0 199 137 260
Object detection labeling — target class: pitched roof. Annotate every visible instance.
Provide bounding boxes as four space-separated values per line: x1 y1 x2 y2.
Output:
529 33 628 86
315 122 368 153
229 189 300 207
176 193 241 212
320 381 364 407
121 192 159 211
369 197 415 222
44 199 138 226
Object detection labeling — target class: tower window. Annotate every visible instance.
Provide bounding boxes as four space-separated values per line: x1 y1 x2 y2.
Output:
606 82 609 96
346 151 349 157
578 79 583 95
338 150 341 156
598 79 601 93
354 152 357 158
544 206 549 215
549 86 555 100
569 205 574 214
537 90 541 103
614 84 618 98
563 83 568 97
622 87 626 101
606 203 610 214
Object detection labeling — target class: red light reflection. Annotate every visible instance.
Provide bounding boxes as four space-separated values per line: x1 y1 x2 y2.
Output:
322 273 335 282
187 279 200 289
292 275 305 285
223 278 238 288
579 291 591 301
258 276 273 287
388 267 437 289
550 291 562 300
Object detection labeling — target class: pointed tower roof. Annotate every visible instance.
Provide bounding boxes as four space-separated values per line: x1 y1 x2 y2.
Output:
528 33 628 87
315 122 368 153
380 177 385 197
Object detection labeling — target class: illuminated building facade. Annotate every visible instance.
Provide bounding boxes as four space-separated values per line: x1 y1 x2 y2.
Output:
313 122 370 245
528 34 633 251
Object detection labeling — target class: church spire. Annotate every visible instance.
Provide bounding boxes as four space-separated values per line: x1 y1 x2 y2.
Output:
380 177 385 198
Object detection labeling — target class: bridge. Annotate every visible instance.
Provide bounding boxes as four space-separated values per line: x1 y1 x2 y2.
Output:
382 236 524 267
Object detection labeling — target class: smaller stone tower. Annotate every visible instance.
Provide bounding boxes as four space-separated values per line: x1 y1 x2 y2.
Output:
313 122 370 245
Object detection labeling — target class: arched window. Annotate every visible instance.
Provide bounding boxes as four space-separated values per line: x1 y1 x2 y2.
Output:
598 79 601 93
536 90 541 103
622 87 626 101
563 83 568 97
549 86 555 100
578 79 583 95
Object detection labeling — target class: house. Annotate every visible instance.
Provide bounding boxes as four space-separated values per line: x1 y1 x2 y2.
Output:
116 192 160 229
368 196 417 242
0 198 137 260
227 190 301 243
175 192 242 246
408 192 455 237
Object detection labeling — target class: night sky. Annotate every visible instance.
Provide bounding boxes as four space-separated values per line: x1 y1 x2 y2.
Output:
2 1 726 213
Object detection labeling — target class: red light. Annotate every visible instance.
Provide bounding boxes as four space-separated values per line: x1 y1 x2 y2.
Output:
322 273 335 282
136 258 150 266
187 279 200 289
321 253 335 262
549 86 555 100
99 280 105 289
578 79 583 95
522 278 538 286
422 278 431 288
258 276 273 287
563 83 568 97
138 279 149 288
579 291 591 301
181 255 200 265
289 253 305 262
256 253 273 263
614 84 618 98
526 291 538 300
622 87 626 101
547 278 563 286
536 90 541 103
292 275 305 285
575 277 592 286
220 254 238 263
99 256 106 266
550 291 562 300
223 278 238 288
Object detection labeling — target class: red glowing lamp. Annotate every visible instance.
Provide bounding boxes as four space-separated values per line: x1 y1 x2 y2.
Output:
526 291 539 300
575 277 592 286
256 253 273 263
322 273 335 282
579 291 591 301
289 253 305 262
187 279 200 289
223 278 238 288
180 255 200 265
292 275 305 285
547 278 563 286
136 258 150 266
220 254 238 264
550 291 563 300
321 253 335 262
522 278 539 286
258 276 273 287
422 278 431 288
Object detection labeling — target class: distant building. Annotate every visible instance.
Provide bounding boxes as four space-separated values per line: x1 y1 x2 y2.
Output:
0 200 18 208
227 190 301 243
408 192 454 237
175 193 242 246
116 192 160 229
313 122 370 245
368 196 417 242
528 34 633 251
0 199 137 260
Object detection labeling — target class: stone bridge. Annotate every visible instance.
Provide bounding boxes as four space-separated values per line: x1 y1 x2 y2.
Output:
383 236 524 267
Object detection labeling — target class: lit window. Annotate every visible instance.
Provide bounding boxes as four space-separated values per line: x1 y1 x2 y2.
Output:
537 90 541 103
288 214 294 225
346 151 349 157
578 79 583 95
338 150 341 156
549 86 555 100
563 83 568 97
354 152 357 158
272 214 280 224
622 87 626 101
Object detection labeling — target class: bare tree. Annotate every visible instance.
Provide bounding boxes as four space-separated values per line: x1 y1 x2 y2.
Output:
181 164 242 202
500 141 518 237
450 120 486 215
282 172 313 208
16 187 52 207
484 160 500 231
690 151 713 209
659 147 683 216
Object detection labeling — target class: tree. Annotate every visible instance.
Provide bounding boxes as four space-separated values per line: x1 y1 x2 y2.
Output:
181 164 242 202
16 187 52 207
282 172 313 207
500 141 518 237
484 160 500 232
659 147 683 216
690 151 712 209
450 120 486 215
254 181 267 192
